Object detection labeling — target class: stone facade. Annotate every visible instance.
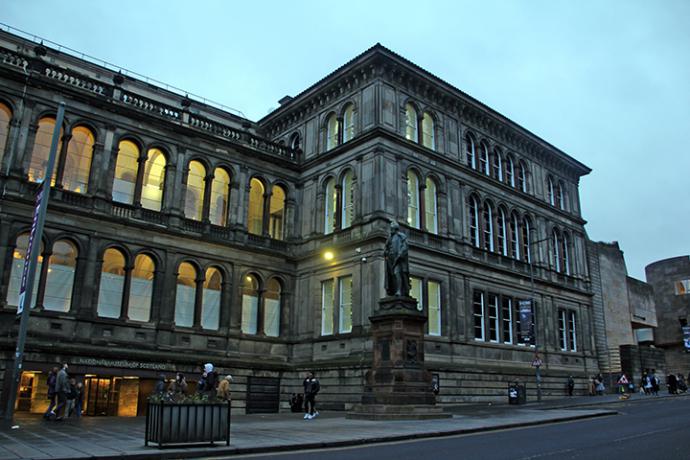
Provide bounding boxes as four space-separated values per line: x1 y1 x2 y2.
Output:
0 28 598 415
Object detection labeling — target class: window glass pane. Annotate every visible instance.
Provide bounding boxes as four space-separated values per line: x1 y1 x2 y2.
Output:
501 297 513 343
497 209 507 256
521 219 531 263
405 103 417 142
184 161 205 221
422 113 435 149
264 278 281 337
479 142 489 175
129 254 154 322
407 171 420 228
269 185 286 240
558 310 567 350
339 276 353 334
410 277 423 311
424 178 438 234
343 105 355 142
202 267 222 330
506 156 515 187
483 203 494 252
174 262 196 327
6 233 43 308
321 279 334 336
473 290 484 340
469 197 479 247
210 168 230 226
428 281 441 336
510 214 520 260
326 114 339 150
518 162 527 192
141 148 166 211
466 134 476 169
568 311 577 351
241 275 259 334
248 178 265 235
324 178 336 234
488 293 499 342
44 240 77 312
62 126 94 193
28 117 62 185
341 171 354 229
97 248 125 318
492 150 503 181
113 140 139 204
0 103 11 166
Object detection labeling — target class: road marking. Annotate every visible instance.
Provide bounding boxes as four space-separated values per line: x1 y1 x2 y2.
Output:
518 447 576 459
611 427 674 443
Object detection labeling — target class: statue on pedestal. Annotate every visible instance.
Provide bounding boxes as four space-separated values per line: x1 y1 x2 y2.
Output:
384 220 409 297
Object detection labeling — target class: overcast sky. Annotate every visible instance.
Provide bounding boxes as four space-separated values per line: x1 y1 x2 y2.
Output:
4 0 689 280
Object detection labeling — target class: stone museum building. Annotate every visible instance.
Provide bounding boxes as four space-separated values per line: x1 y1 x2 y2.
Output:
0 27 597 416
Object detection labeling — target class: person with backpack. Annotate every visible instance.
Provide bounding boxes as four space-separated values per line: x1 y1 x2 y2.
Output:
302 371 320 420
198 363 218 397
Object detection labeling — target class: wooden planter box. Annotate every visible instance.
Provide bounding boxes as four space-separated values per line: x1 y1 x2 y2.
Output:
145 401 230 448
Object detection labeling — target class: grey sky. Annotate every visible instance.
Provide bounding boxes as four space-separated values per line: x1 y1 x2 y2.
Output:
4 0 689 280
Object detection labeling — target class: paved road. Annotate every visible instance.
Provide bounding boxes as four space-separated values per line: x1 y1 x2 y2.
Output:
217 397 689 460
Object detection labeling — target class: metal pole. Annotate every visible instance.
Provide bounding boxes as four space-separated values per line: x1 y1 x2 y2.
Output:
2 103 65 427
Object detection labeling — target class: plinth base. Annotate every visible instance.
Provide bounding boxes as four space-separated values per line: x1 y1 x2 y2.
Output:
347 404 452 420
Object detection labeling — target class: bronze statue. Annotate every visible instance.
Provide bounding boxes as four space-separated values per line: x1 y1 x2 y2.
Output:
384 220 410 297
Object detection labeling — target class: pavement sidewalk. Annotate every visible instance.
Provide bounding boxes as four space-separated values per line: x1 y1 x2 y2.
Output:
0 392 683 460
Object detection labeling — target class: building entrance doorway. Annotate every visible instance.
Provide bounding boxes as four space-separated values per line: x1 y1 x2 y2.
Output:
83 376 121 416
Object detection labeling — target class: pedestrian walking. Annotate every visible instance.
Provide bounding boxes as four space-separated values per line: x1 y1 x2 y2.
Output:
54 363 70 421
169 372 188 397
73 381 84 417
667 373 678 395
198 363 218 397
650 369 659 395
302 372 320 420
595 373 605 396
567 375 575 397
154 374 167 396
216 375 233 402
43 366 59 419
65 378 77 417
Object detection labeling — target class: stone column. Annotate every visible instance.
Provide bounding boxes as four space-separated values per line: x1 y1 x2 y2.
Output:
76 236 100 319
8 100 36 179
202 171 214 223
53 133 71 188
94 126 116 202
218 265 234 333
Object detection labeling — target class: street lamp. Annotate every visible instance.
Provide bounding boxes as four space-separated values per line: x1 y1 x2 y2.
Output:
527 228 551 402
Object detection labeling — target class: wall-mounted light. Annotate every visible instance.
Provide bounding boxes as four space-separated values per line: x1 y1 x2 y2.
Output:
323 251 335 261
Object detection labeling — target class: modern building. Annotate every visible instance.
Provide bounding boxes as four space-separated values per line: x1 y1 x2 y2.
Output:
0 26 597 417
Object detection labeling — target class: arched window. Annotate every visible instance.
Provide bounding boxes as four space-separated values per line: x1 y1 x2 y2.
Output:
28 117 62 185
326 113 339 151
343 104 355 143
113 140 139 204
202 267 222 330
174 262 197 328
264 278 281 337
552 229 562 272
497 207 507 256
6 233 43 309
407 170 421 229
479 141 490 176
241 274 260 334
521 217 532 263
557 181 565 210
43 239 77 312
492 148 503 181
424 177 438 234
405 103 418 142
421 112 435 150
129 253 154 322
547 177 555 206
269 184 286 240
210 168 231 226
505 155 515 187
0 102 11 166
289 132 301 151
483 201 494 252
341 171 354 229
248 178 265 235
97 248 126 318
469 195 480 248
510 213 520 260
561 232 570 275
465 133 476 169
62 126 94 193
324 178 336 234
518 161 527 193
185 160 206 221
141 148 166 212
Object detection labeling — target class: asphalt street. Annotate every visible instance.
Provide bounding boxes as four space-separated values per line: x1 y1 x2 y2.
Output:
214 396 690 460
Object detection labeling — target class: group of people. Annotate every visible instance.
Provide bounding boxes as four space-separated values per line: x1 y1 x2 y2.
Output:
154 363 233 402
589 373 606 396
43 364 83 421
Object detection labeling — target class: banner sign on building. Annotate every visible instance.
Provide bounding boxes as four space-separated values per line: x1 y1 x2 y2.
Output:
683 326 690 352
17 187 45 315
519 299 535 345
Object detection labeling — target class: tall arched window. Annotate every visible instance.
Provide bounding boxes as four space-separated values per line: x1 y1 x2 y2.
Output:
28 117 62 185
174 262 197 328
62 126 94 193
405 103 418 142
557 181 565 210
466 133 476 169
326 113 339 151
518 161 527 193
341 171 354 229
421 112 435 150
510 213 520 259
248 178 265 235
6 233 43 309
407 170 421 229
289 132 301 151
561 232 570 275
43 239 77 312
505 155 515 187
269 184 286 240
521 217 532 263
113 140 139 204
0 102 11 166
324 178 336 234
185 160 206 221
497 207 507 256
343 104 355 143
492 148 503 181
210 168 231 226
552 229 562 272
241 274 260 334
129 254 155 322
547 177 555 206
202 267 222 330
264 278 281 337
97 248 126 318
424 177 438 234
141 148 166 211
479 141 490 176
469 196 480 248
483 201 494 252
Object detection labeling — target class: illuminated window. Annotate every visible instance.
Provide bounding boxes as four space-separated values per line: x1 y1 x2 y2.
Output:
341 171 354 229
407 170 420 229
174 262 197 328
339 276 352 334
43 240 77 312
248 178 265 235
326 113 339 151
185 161 205 221
675 280 690 295
410 277 423 310
324 178 336 234
97 248 126 318
321 279 335 336
141 148 166 212
424 177 438 234
343 104 355 143
62 126 94 193
264 278 281 337
6 233 43 309
209 168 231 226
28 117 62 185
421 112 435 150
0 102 11 166
202 267 222 330
269 185 286 240
405 103 418 142
129 254 154 322
428 281 441 336
113 140 139 205
241 274 260 334
465 133 476 169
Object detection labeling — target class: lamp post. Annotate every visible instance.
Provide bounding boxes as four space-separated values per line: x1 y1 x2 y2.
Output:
527 228 551 403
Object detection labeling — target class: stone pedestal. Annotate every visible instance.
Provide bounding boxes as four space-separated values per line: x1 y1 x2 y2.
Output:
347 296 450 420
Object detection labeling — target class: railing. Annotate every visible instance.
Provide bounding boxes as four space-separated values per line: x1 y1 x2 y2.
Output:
44 65 107 96
56 189 92 208
112 202 134 220
182 218 205 233
120 91 181 121
0 48 28 71
189 114 242 142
